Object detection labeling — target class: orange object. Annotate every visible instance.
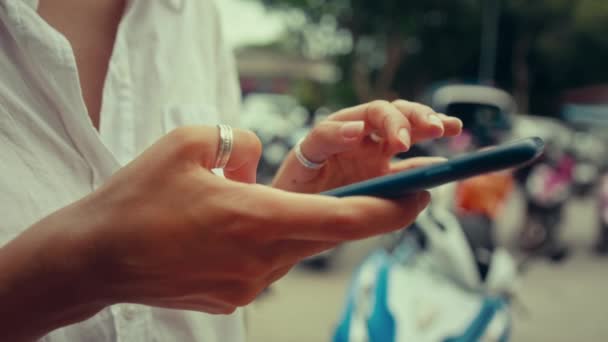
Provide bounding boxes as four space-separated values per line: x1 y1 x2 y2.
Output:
455 172 514 218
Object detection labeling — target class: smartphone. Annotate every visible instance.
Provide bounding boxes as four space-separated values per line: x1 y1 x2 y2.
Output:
321 137 544 198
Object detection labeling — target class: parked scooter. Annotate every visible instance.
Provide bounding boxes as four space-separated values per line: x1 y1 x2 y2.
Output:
561 104 608 254
333 193 517 342
569 130 601 197
596 173 608 254
518 140 572 262
333 85 520 342
593 131 608 255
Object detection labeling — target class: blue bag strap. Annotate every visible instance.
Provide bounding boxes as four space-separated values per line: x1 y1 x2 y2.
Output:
333 252 389 342
367 260 396 342
444 297 506 342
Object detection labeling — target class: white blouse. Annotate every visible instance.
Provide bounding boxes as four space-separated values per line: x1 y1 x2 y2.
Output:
0 0 245 340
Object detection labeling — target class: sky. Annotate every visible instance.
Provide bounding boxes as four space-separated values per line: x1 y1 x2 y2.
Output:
215 0 285 49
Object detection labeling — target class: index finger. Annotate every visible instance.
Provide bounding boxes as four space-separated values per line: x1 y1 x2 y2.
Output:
392 100 462 141
328 100 412 151
161 126 262 184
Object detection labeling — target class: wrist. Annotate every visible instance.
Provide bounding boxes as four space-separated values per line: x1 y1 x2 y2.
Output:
0 197 113 339
54 194 119 309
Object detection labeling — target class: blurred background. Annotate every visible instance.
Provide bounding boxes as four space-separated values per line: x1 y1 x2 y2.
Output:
216 1 608 341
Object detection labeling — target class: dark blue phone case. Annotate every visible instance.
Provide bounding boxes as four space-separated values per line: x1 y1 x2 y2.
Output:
321 137 544 198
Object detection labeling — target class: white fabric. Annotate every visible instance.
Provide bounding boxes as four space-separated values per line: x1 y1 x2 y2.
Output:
0 0 245 341
387 260 506 342
344 253 511 342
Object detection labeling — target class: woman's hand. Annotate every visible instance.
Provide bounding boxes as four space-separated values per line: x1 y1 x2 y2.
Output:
273 100 462 193
86 126 431 312
0 124 434 341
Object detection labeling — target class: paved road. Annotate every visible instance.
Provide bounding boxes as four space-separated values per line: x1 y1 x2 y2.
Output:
246 194 608 342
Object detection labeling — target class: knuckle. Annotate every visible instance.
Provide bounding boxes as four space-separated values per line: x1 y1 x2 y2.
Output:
167 126 199 148
244 129 263 149
369 100 403 127
237 128 263 155
308 123 331 142
308 126 323 141
416 103 434 114
391 99 410 107
369 100 392 113
317 120 335 130
392 100 434 118
166 126 212 162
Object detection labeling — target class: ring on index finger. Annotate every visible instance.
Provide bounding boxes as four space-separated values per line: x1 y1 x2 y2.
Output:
214 124 233 169
295 137 326 170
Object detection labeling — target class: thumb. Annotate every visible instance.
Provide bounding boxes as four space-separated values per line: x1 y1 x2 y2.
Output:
389 157 448 174
221 128 262 184
167 126 262 184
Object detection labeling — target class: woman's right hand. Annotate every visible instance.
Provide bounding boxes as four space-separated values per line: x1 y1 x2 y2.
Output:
37 126 431 315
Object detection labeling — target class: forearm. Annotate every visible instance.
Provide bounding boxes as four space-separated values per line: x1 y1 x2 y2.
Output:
0 201 110 341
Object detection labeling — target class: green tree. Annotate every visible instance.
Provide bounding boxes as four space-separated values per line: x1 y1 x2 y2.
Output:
258 0 480 104
255 0 608 114
500 0 608 113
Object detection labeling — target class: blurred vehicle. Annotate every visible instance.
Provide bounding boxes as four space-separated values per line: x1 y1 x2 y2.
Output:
432 84 514 147
428 84 519 260
333 197 516 342
510 115 569 183
597 174 608 254
568 131 602 196
241 93 312 183
596 141 608 254
563 103 608 254
509 115 572 260
519 146 573 260
332 85 523 342
560 104 607 196
404 84 516 160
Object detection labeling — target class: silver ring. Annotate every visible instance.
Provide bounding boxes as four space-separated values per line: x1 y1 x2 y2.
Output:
369 131 384 143
214 124 233 169
295 138 326 170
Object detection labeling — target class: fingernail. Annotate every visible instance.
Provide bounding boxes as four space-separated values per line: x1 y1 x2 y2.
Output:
428 114 443 128
441 113 463 129
341 121 365 139
416 191 431 212
398 128 410 148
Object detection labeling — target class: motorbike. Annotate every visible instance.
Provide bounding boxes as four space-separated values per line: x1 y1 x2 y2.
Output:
561 103 608 254
596 172 608 254
517 141 572 262
333 191 517 342
333 85 520 342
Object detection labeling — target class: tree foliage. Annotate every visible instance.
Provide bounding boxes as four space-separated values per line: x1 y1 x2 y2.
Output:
255 0 608 115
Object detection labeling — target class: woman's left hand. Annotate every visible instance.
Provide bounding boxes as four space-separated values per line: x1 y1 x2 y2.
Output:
272 100 463 193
